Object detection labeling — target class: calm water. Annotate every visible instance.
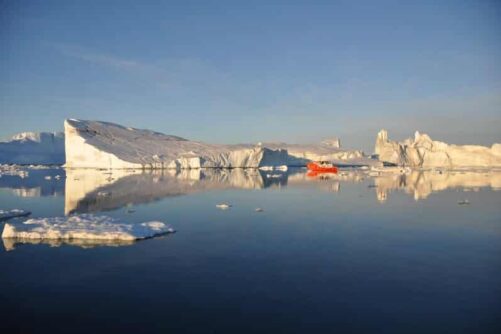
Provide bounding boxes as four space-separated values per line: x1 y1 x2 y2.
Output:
0 167 500 333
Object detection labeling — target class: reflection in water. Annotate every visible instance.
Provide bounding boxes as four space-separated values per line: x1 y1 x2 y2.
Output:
373 170 501 202
2 237 136 251
64 168 291 214
2 167 501 212
0 169 65 197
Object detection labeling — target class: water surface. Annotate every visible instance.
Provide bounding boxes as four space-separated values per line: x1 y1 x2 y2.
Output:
1 167 500 333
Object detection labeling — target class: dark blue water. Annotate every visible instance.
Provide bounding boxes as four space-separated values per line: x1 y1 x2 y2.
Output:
0 168 500 333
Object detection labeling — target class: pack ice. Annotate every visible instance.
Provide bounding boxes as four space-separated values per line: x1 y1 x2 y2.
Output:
64 119 376 169
0 132 65 165
375 130 501 168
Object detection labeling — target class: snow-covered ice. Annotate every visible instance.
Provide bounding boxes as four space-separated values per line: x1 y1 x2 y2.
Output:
2 214 174 241
64 119 289 169
64 119 380 169
216 203 231 210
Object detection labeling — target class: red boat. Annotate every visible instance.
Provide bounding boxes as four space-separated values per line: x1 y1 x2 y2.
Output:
307 161 338 173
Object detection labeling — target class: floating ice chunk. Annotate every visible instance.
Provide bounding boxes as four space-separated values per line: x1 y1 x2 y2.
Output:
1 214 174 241
259 165 288 171
216 203 231 210
44 176 52 180
0 165 29 178
97 191 111 197
458 199 470 205
0 209 31 221
266 173 283 178
255 208 264 212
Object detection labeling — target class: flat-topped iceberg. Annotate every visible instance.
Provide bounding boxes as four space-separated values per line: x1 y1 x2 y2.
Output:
375 129 501 168
2 214 174 241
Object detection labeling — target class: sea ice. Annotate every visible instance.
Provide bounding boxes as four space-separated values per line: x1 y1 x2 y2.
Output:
2 214 174 241
216 203 231 210
0 209 31 221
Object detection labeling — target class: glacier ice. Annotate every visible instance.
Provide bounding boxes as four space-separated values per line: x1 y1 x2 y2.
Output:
375 129 501 168
64 119 379 169
0 132 65 165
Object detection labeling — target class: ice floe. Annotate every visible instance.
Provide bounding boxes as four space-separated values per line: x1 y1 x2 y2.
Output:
2 214 174 241
0 209 31 221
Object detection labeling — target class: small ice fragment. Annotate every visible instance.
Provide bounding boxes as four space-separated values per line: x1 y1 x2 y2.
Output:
97 191 111 197
216 203 231 210
255 208 264 212
458 199 470 205
0 209 31 221
44 176 52 180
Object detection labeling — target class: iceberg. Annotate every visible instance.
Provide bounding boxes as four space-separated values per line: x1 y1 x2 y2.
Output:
2 214 174 241
64 119 288 169
375 129 501 168
0 132 65 165
64 119 379 169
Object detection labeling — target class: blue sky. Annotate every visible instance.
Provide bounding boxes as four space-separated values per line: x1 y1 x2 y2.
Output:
1 0 500 151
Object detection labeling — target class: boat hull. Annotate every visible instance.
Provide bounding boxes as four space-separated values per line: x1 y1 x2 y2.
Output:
307 162 338 173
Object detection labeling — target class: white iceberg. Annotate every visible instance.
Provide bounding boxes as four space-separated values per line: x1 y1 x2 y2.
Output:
0 132 65 165
64 119 379 169
64 119 288 169
2 214 174 241
375 129 501 168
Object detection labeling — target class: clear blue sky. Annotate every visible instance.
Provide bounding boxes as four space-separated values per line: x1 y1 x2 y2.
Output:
1 0 500 152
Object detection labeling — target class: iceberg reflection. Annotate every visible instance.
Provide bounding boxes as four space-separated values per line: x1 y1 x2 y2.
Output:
64 168 291 214
372 169 501 202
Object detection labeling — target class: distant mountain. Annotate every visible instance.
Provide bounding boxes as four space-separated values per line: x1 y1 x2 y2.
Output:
0 132 65 165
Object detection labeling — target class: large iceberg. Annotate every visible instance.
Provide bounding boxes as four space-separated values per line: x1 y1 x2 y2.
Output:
0 132 65 165
375 129 501 168
64 119 379 169
64 119 288 169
